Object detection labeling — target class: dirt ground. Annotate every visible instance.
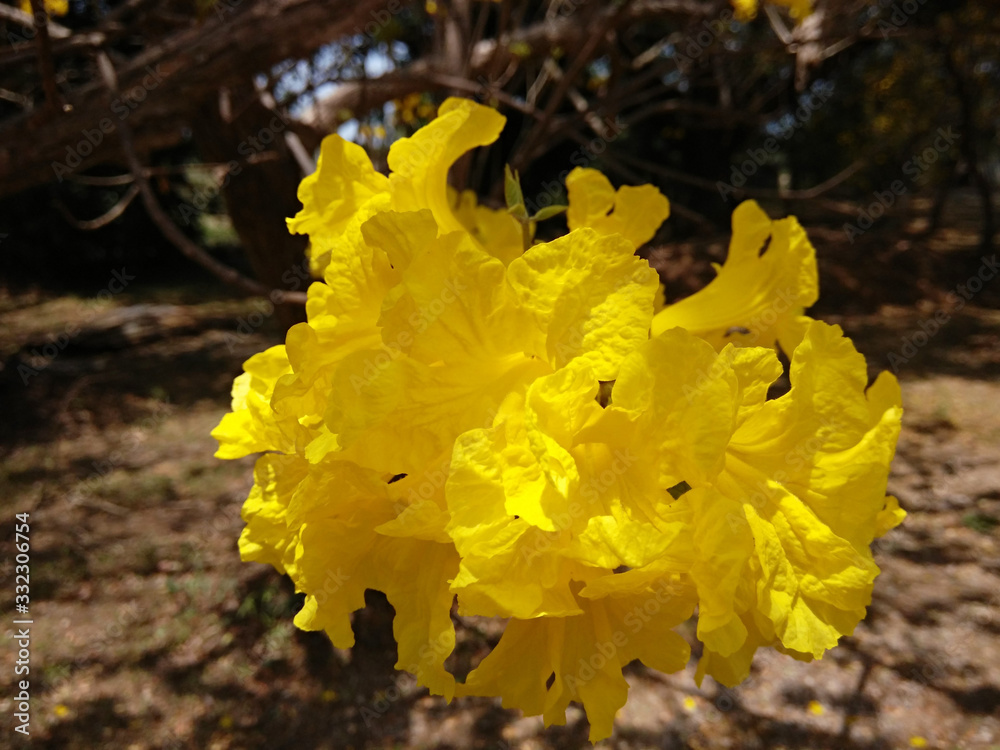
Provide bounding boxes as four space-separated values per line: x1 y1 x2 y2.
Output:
1 209 999 749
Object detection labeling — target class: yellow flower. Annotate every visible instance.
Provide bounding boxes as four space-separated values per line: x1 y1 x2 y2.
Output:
459 579 694 742
622 322 904 684
450 187 523 265
566 167 670 250
213 97 902 742
20 0 68 16
651 200 818 354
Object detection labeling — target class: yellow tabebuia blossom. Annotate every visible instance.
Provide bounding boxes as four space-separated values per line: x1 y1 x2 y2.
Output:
609 321 903 681
651 199 819 354
213 97 902 742
566 167 671 249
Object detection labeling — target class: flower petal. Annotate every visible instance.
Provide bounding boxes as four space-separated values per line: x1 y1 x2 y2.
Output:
460 584 692 742
651 200 818 353
566 167 670 249
388 98 506 237
507 228 659 379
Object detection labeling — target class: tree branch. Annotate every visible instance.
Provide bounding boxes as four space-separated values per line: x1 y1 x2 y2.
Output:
302 0 717 131
55 183 140 230
28 0 61 112
0 0 388 198
95 53 306 305
0 4 71 38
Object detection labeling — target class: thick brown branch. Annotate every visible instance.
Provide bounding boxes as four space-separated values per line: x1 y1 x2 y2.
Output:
0 0 387 198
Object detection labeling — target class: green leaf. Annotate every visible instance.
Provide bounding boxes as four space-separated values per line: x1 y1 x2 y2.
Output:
530 204 568 222
504 165 527 219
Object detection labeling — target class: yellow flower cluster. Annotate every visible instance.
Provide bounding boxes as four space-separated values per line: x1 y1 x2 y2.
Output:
213 98 903 741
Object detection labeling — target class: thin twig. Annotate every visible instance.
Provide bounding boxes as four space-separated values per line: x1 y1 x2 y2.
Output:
29 0 61 112
615 150 866 202
0 87 34 109
256 86 315 175
597 153 719 234
0 31 106 68
513 0 631 170
66 159 294 188
764 5 794 46
56 183 140 230
0 4 71 38
425 72 545 122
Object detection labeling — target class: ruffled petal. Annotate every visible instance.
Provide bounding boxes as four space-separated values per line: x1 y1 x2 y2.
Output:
507 227 659 379
566 167 670 249
651 200 818 353
388 98 506 237
281 459 460 698
212 345 296 458
459 582 693 742
287 135 390 277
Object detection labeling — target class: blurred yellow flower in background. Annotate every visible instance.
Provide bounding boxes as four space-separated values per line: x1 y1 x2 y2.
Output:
20 0 69 15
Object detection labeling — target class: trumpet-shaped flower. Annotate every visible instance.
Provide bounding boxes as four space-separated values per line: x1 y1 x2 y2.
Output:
651 200 819 353
566 167 671 250
213 97 902 742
